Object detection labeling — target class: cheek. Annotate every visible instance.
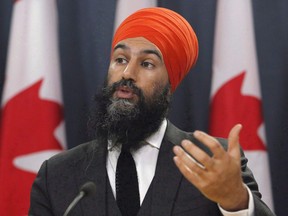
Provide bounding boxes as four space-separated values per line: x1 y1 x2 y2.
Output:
107 65 121 85
142 79 169 99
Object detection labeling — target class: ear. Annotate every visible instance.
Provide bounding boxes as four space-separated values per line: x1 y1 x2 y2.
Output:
166 83 173 102
167 80 174 95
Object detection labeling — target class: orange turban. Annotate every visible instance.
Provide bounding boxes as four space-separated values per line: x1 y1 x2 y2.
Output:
112 7 199 92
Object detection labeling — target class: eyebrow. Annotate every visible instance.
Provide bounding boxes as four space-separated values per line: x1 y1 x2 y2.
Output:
141 49 163 62
114 43 127 51
113 43 163 62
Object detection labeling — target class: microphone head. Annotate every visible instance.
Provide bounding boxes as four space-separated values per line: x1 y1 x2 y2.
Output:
80 181 96 197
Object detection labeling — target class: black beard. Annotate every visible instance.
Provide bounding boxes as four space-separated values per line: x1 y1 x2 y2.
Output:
88 79 171 149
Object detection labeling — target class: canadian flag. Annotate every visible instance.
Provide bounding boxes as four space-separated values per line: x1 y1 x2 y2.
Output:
0 0 65 215
114 0 157 30
209 0 273 210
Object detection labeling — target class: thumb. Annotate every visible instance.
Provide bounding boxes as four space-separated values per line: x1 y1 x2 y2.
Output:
228 124 242 159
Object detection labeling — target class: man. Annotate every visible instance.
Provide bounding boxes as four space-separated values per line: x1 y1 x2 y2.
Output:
29 7 274 216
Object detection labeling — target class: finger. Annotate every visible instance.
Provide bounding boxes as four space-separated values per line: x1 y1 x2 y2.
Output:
228 124 242 160
193 130 225 159
181 140 214 170
173 155 200 184
173 145 206 174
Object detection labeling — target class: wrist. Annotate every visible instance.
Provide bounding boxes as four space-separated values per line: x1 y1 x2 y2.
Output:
219 184 249 211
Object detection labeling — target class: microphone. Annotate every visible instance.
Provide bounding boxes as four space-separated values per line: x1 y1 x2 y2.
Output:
63 181 96 216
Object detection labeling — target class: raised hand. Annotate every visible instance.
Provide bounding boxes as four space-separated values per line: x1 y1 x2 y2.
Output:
173 124 249 211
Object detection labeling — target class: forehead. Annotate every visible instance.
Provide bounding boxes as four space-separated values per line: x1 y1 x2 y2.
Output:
113 37 163 57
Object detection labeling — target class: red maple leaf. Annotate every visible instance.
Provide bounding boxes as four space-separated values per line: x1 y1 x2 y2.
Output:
0 79 63 215
209 72 266 151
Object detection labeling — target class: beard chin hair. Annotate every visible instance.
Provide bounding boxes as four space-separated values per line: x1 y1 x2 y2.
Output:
88 79 171 150
107 98 140 123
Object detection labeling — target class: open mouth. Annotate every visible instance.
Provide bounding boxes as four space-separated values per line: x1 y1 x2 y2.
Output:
115 86 135 99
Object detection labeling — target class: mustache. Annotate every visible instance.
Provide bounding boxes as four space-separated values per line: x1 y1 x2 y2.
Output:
110 79 142 96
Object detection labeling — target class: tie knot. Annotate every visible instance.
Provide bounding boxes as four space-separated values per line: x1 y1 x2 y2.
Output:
121 142 132 152
121 147 129 153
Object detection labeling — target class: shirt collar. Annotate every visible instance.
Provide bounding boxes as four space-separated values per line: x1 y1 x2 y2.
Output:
107 119 167 151
145 119 167 149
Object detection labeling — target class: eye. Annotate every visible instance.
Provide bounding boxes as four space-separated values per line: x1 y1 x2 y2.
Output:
141 61 155 69
115 57 128 65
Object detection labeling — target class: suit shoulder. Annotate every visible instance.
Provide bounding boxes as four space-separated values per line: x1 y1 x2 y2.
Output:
47 140 98 166
164 121 228 153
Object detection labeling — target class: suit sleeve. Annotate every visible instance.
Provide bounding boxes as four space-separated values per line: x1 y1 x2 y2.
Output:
239 149 275 216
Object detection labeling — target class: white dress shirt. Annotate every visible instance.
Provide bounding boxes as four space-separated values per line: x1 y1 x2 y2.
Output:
106 119 254 215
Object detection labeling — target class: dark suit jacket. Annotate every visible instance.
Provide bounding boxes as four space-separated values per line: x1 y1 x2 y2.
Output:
29 121 274 216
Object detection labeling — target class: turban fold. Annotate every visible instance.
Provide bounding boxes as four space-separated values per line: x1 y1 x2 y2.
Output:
112 7 199 92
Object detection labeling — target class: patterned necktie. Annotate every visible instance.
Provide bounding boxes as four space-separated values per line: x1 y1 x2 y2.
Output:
116 146 140 216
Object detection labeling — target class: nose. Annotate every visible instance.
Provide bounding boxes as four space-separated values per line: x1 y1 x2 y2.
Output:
122 60 137 81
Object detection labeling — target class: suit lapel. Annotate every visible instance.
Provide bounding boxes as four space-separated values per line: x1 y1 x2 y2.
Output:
72 140 110 216
147 122 183 216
